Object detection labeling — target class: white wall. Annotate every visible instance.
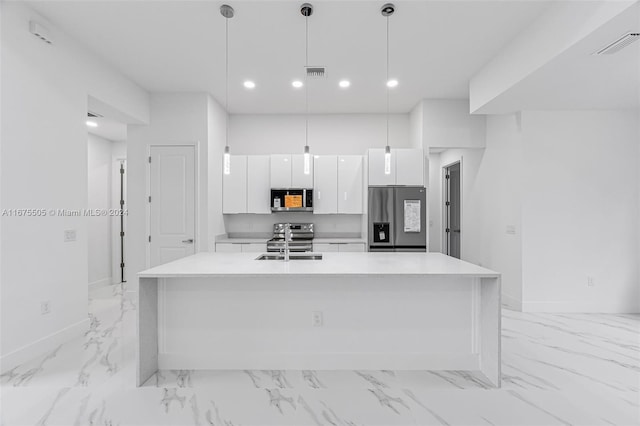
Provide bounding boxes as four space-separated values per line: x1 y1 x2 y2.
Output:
128 93 227 291
428 153 442 253
520 110 639 312
422 100 486 149
229 114 411 155
474 114 523 309
0 2 149 371
87 134 113 288
430 110 639 313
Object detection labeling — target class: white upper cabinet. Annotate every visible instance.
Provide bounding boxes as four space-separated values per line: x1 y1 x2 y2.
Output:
313 155 363 215
270 154 314 188
395 149 424 186
270 154 292 188
313 155 338 214
368 148 396 186
337 155 363 214
368 148 423 186
291 154 314 187
222 155 247 214
247 155 271 214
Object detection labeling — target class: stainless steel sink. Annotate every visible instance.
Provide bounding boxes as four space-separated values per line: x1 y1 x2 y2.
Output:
255 253 323 261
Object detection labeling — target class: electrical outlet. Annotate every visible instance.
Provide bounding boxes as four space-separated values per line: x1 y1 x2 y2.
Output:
587 276 595 287
41 301 51 315
64 230 76 242
312 311 323 327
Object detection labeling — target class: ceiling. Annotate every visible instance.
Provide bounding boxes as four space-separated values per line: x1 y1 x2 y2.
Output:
475 1 640 113
87 116 128 142
28 0 552 114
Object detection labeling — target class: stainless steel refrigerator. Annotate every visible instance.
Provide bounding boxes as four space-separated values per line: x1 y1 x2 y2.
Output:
368 186 427 252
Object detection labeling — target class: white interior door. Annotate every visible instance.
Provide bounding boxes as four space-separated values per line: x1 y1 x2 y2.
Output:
149 145 196 267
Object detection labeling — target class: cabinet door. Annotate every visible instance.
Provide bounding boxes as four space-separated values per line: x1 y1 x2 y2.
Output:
222 155 247 214
396 149 424 186
247 156 271 214
216 243 242 252
313 155 338 214
270 154 292 188
338 155 363 214
313 243 339 252
241 243 267 253
368 148 396 186
339 243 365 252
291 154 314 188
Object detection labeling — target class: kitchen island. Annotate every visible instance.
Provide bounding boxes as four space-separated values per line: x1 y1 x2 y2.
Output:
137 252 501 386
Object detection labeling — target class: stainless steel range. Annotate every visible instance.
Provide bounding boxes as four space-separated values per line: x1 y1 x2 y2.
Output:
267 223 314 253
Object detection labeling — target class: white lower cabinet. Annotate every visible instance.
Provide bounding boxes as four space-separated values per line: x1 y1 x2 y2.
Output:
313 242 365 252
242 243 267 253
216 243 267 253
215 243 243 253
338 243 366 252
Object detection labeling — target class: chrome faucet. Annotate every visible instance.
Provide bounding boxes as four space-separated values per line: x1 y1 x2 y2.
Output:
283 223 292 262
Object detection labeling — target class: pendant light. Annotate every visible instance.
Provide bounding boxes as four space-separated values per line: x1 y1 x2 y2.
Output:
221 4 234 175
301 3 313 175
382 3 395 175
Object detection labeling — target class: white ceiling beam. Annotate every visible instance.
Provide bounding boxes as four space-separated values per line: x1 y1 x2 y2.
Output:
469 0 637 114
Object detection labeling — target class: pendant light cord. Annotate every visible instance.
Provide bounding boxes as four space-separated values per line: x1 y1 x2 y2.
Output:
386 15 389 149
305 13 309 149
225 14 229 150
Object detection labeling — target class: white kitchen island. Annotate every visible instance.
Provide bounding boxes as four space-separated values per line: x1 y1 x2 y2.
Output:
137 252 501 387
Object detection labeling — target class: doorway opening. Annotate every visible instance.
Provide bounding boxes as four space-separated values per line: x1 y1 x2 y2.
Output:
443 161 461 259
86 101 128 297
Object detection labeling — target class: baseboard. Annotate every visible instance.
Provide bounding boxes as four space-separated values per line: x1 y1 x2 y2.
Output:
0 318 89 374
159 352 480 371
88 277 112 290
522 300 640 314
501 293 522 311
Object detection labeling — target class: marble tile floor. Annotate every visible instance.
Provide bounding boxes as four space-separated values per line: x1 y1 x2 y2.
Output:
1 283 639 426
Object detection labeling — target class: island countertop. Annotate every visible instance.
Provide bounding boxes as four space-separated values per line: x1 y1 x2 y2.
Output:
138 252 500 278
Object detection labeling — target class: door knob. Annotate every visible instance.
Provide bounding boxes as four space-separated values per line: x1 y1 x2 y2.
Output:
182 239 194 244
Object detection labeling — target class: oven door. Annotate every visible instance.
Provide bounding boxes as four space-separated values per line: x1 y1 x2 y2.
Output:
267 238 313 252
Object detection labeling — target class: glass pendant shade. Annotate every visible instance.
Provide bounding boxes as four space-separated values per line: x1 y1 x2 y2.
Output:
384 145 391 175
303 145 311 175
223 146 231 175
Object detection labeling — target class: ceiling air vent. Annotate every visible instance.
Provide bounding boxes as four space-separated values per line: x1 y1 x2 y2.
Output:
306 66 326 78
593 32 640 55
87 111 103 118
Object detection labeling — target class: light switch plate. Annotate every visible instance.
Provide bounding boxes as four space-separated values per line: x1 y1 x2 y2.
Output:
64 230 77 242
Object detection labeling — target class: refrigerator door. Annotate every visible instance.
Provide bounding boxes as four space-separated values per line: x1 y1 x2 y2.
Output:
393 187 427 250
368 187 394 250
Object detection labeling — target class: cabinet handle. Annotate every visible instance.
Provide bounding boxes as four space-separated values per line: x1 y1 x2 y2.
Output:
318 191 321 200
182 239 194 244
344 192 348 200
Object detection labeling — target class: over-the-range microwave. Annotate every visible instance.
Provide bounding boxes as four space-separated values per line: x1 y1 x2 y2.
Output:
270 189 313 212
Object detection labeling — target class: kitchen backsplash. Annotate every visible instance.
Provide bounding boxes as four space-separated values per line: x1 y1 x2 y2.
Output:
224 213 363 238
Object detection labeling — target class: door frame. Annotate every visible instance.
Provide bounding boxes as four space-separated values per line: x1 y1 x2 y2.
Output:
146 142 200 269
441 157 463 258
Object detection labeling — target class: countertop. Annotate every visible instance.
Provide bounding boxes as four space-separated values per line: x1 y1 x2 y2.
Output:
215 237 366 244
139 252 500 278
215 237 269 243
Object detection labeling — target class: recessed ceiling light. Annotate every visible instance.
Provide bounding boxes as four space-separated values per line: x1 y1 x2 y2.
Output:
243 80 256 89
86 120 98 127
386 79 398 88
292 80 303 88
339 80 351 88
